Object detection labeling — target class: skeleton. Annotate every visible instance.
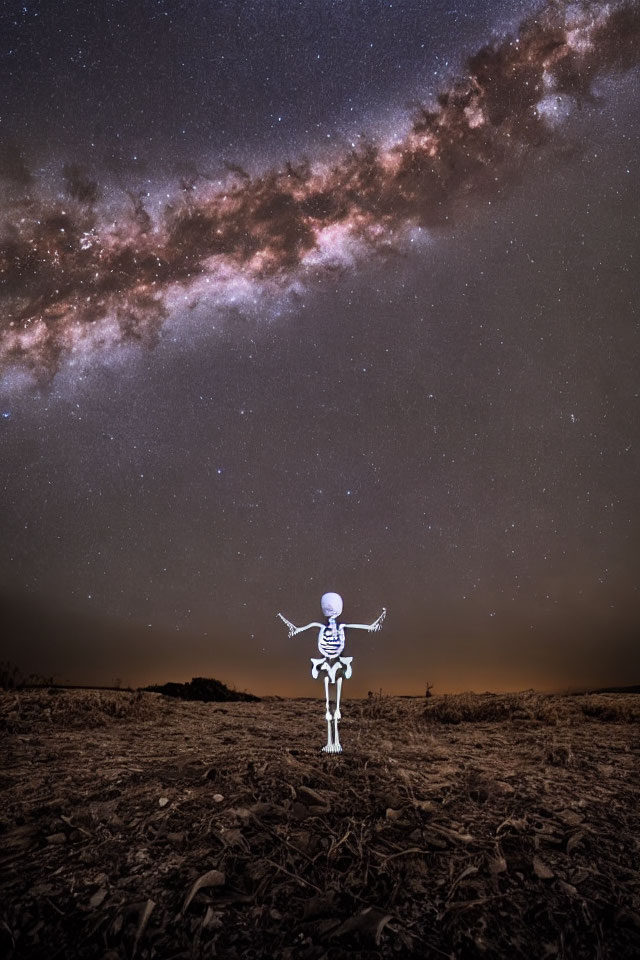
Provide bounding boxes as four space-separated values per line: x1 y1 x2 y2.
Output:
277 592 386 753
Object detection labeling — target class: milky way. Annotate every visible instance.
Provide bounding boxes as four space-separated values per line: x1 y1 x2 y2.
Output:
2 0 638 382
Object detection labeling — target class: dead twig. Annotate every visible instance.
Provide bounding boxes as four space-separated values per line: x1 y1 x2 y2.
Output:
262 857 324 894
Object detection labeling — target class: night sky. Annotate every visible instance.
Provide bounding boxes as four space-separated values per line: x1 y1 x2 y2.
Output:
1 0 639 696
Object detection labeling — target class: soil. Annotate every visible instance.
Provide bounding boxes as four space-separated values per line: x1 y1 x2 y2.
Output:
1 689 639 959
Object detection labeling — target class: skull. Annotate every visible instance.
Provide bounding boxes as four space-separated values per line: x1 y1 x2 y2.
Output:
321 592 343 618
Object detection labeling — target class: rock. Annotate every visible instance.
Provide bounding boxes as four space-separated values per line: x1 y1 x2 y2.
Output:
89 887 108 908
493 780 515 795
533 856 554 880
46 832 66 845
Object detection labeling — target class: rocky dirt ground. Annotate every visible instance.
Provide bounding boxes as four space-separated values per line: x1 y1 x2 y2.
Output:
1 689 639 959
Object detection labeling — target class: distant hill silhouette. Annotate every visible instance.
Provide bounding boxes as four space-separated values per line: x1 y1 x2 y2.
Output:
584 684 640 694
143 676 259 702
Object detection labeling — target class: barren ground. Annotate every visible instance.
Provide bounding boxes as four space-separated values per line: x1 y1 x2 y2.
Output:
1 689 640 959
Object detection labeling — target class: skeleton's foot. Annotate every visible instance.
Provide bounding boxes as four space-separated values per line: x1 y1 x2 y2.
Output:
322 741 343 753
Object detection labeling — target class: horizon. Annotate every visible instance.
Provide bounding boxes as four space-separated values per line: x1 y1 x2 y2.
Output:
8 681 640 697
2 581 638 698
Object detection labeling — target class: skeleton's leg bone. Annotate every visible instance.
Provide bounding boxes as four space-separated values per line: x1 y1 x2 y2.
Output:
333 676 343 752
322 675 333 752
335 675 343 722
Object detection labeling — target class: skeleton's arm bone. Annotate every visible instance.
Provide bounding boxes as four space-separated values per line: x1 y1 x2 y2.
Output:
343 607 387 632
277 613 323 638
295 621 325 633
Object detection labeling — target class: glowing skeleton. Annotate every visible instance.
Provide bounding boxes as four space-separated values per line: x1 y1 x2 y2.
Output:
278 592 386 753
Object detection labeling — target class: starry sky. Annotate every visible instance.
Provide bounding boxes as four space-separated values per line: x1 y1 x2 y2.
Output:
1 0 639 696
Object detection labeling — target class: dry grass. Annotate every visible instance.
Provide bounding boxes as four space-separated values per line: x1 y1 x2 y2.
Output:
0 688 169 732
422 690 569 725
579 695 640 723
360 689 640 727
1 690 639 959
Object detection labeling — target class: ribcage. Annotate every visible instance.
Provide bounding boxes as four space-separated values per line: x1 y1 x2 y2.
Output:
318 623 345 658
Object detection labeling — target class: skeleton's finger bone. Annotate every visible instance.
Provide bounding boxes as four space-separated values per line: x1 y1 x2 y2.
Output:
278 613 298 636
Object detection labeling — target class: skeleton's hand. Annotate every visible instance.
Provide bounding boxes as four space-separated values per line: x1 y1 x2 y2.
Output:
277 613 298 638
369 607 387 632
